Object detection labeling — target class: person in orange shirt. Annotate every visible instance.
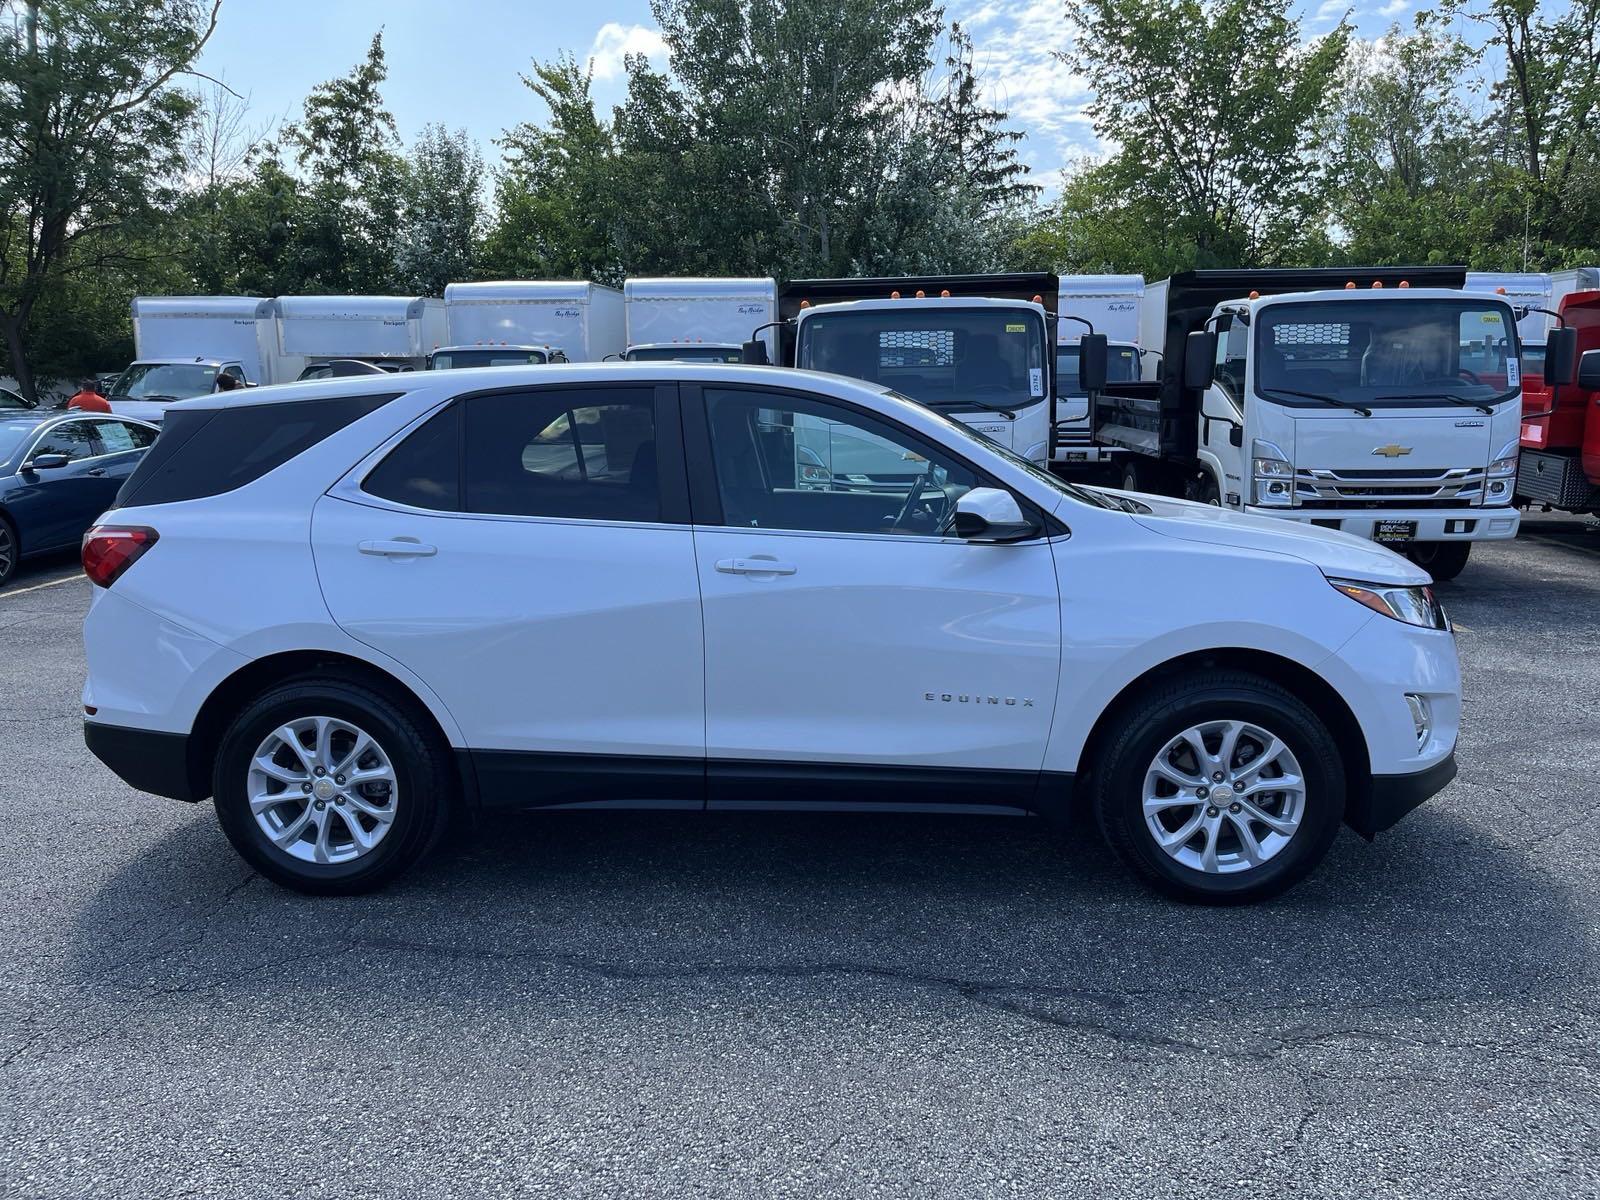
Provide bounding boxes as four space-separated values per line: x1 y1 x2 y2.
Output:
66 378 112 413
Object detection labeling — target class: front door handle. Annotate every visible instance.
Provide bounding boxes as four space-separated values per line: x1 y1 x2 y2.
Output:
359 538 437 558
715 556 797 576
86 468 107 477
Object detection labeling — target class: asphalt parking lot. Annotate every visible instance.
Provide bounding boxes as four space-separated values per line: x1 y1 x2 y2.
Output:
1 523 1598 1199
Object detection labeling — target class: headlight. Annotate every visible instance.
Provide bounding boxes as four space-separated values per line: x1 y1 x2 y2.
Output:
1328 577 1450 630
1487 454 1518 478
1252 439 1294 506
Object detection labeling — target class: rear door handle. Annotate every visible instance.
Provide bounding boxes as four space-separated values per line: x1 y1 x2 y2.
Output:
715 557 797 576
359 538 437 558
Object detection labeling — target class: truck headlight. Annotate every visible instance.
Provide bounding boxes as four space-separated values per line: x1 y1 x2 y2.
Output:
1252 439 1294 506
1328 577 1450 630
1484 442 1518 503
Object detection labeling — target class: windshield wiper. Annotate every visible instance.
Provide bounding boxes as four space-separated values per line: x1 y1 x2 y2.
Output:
1259 386 1371 418
924 399 1019 420
1374 392 1496 416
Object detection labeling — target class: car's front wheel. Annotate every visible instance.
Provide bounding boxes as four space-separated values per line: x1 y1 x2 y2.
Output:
212 673 455 894
1091 672 1345 903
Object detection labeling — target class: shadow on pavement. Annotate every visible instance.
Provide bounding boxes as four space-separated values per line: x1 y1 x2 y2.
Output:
68 802 1585 1046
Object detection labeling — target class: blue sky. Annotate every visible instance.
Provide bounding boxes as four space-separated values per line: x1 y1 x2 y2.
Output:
193 0 1470 195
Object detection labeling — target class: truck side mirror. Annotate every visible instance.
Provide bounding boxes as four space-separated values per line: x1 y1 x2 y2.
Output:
1078 334 1109 393
741 339 769 366
1545 327 1578 387
1579 348 1600 392
1184 331 1217 391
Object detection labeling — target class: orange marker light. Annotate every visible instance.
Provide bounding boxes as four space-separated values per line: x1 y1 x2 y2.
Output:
1372 281 1383 288
1031 294 1043 304
915 289 925 298
1248 290 1260 300
1398 280 1410 288
1345 282 1357 289
799 300 810 309
891 290 901 300
1496 286 1507 294
940 289 951 298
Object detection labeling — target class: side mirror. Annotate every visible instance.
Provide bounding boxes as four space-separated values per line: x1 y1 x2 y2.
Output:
952 487 1036 543
1545 327 1578 387
1078 333 1109 393
741 339 770 366
23 453 70 472
1229 426 1244 447
1184 330 1217 391
1578 348 1600 392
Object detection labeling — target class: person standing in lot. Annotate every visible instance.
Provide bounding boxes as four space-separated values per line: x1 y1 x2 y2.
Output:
67 378 111 412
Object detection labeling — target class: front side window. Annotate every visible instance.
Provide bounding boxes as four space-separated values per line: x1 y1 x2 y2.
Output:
703 387 982 536
798 307 1047 415
32 420 99 462
1255 298 1521 409
464 388 659 522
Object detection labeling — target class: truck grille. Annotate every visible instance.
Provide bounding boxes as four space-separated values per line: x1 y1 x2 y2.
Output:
1292 466 1485 509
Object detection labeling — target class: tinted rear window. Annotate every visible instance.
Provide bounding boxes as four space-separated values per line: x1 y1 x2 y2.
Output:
116 394 399 508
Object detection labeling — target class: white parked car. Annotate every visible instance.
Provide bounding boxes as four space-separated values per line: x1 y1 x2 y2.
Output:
81 364 1460 901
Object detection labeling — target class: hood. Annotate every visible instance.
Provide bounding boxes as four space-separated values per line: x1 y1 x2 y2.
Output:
108 399 169 424
1290 411 1493 472
1124 492 1430 586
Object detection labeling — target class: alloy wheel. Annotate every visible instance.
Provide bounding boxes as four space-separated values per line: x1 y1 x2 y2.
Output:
1142 719 1305 874
247 716 399 864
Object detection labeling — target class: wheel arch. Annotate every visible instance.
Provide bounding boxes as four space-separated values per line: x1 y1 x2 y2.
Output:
1073 647 1372 823
184 650 465 805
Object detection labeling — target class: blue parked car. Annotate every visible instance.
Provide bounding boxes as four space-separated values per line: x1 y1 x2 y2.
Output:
0 411 159 588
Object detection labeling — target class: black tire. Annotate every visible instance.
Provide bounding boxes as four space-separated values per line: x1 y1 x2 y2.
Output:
212 672 456 895
1121 460 1146 493
1406 541 1470 582
0 512 17 588
1090 671 1345 904
1192 471 1222 506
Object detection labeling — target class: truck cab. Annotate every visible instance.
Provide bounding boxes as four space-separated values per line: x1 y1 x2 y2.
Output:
783 277 1055 465
1095 269 1534 579
426 345 558 370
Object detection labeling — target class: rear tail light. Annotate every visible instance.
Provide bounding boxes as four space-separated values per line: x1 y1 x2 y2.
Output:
82 525 159 588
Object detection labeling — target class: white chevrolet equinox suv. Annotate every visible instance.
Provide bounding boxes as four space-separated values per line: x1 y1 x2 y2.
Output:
81 364 1460 902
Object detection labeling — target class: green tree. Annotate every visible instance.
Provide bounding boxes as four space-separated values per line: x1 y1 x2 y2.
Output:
395 124 484 295
0 0 218 399
1060 0 1351 267
925 21 1037 213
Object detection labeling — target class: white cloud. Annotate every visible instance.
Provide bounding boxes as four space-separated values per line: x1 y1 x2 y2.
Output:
947 0 1101 196
1311 0 1348 23
587 22 667 82
1377 0 1410 16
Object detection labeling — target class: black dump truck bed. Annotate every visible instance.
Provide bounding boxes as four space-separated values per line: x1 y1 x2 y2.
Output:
1097 266 1470 460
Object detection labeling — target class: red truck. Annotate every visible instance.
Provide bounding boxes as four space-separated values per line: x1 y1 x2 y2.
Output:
1519 289 1600 515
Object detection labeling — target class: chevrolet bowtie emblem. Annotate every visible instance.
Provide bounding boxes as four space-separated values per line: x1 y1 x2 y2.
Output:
1371 444 1412 458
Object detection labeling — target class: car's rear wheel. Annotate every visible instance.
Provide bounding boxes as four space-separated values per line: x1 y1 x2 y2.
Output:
212 674 455 894
1405 540 1470 582
1091 672 1345 903
0 513 18 588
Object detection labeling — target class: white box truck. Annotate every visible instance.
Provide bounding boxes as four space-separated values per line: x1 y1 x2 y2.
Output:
623 277 777 362
1054 275 1145 468
1089 266 1583 579
107 296 301 424
1466 272 1552 349
441 281 623 363
276 296 446 376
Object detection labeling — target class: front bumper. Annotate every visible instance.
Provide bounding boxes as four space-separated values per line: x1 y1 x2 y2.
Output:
1348 752 1457 838
85 721 199 802
1243 505 1520 543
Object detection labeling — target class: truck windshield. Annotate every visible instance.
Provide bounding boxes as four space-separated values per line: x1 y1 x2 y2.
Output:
799 307 1047 414
626 346 744 363
1056 343 1140 396
109 363 218 401
430 348 548 370
1255 298 1520 410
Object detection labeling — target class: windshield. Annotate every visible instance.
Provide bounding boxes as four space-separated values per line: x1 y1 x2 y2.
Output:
0 389 30 410
626 345 744 363
110 362 217 401
1254 298 1521 410
430 348 548 370
0 421 36 461
1056 343 1141 396
799 307 1048 413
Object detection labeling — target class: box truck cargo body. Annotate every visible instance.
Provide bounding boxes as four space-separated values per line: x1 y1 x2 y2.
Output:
1055 275 1144 466
443 281 624 362
1465 272 1552 347
129 296 297 385
623 277 778 362
276 296 446 370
